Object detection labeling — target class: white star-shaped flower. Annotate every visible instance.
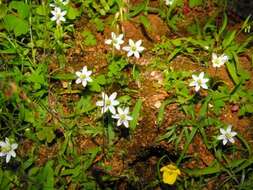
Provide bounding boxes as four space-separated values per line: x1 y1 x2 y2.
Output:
105 32 124 50
96 92 119 114
189 72 209 92
75 66 92 88
112 107 133 128
212 53 229 68
217 125 237 145
50 0 69 7
165 0 174 5
123 39 145 59
51 7 67 25
0 138 18 163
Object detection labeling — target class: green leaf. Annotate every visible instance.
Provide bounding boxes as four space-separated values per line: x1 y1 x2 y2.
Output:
79 125 103 137
9 1 29 19
92 17 104 32
167 47 183 62
67 7 81 20
157 99 175 127
219 14 227 36
189 0 203 8
3 15 29 36
51 73 76 80
128 1 147 18
130 99 142 130
139 15 150 30
0 4 8 19
36 5 48 16
239 104 253 116
42 161 54 190
36 127 55 143
184 161 221 176
199 97 211 118
61 165 81 177
95 74 106 85
108 122 115 146
76 96 95 114
89 80 101 92
226 62 240 84
222 30 236 49
81 30 97 46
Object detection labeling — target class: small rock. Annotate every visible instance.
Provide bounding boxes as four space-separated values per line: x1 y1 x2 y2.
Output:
231 104 239 112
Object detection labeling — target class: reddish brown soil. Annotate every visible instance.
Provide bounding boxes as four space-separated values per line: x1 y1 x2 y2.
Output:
39 1 253 189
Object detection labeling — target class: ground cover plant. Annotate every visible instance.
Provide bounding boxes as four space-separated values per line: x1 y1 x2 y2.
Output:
0 0 253 189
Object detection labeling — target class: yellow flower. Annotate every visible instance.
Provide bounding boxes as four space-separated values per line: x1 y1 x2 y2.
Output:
160 164 181 185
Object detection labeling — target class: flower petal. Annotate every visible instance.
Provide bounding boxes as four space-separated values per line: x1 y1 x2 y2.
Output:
76 78 82 84
109 92 117 100
123 121 129 128
96 101 104 107
134 51 140 59
6 154 11 163
109 106 116 114
136 40 142 47
105 39 112 45
82 80 87 87
223 138 228 145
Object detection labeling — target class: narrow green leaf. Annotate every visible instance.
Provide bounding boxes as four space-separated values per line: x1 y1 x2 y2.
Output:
222 30 236 49
226 62 240 84
130 99 142 130
219 14 227 36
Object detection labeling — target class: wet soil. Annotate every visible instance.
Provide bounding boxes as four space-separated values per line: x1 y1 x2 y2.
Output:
41 1 253 189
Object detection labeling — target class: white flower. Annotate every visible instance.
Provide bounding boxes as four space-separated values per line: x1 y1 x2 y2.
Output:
217 125 237 145
0 138 18 163
96 92 119 114
60 0 69 5
165 0 174 6
50 0 69 7
112 107 133 128
105 32 124 50
75 66 92 88
51 7 67 25
123 39 145 59
212 53 229 68
189 72 209 92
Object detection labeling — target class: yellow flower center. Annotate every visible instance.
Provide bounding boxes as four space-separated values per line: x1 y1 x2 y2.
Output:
80 74 86 79
119 114 126 120
225 133 232 139
1 145 11 153
131 45 137 52
112 39 118 44
105 99 111 106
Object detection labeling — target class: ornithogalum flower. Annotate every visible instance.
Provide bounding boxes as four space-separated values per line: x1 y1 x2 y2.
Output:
217 125 237 145
51 7 67 25
50 0 69 7
105 32 124 50
75 66 92 88
160 164 181 185
96 92 119 114
0 138 18 163
165 0 174 5
189 72 209 92
112 107 133 128
212 53 229 68
123 39 145 59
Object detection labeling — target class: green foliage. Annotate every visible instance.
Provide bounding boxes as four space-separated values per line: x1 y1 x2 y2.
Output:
129 99 142 130
81 30 97 46
0 0 253 189
189 0 203 7
2 1 29 36
82 0 118 17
